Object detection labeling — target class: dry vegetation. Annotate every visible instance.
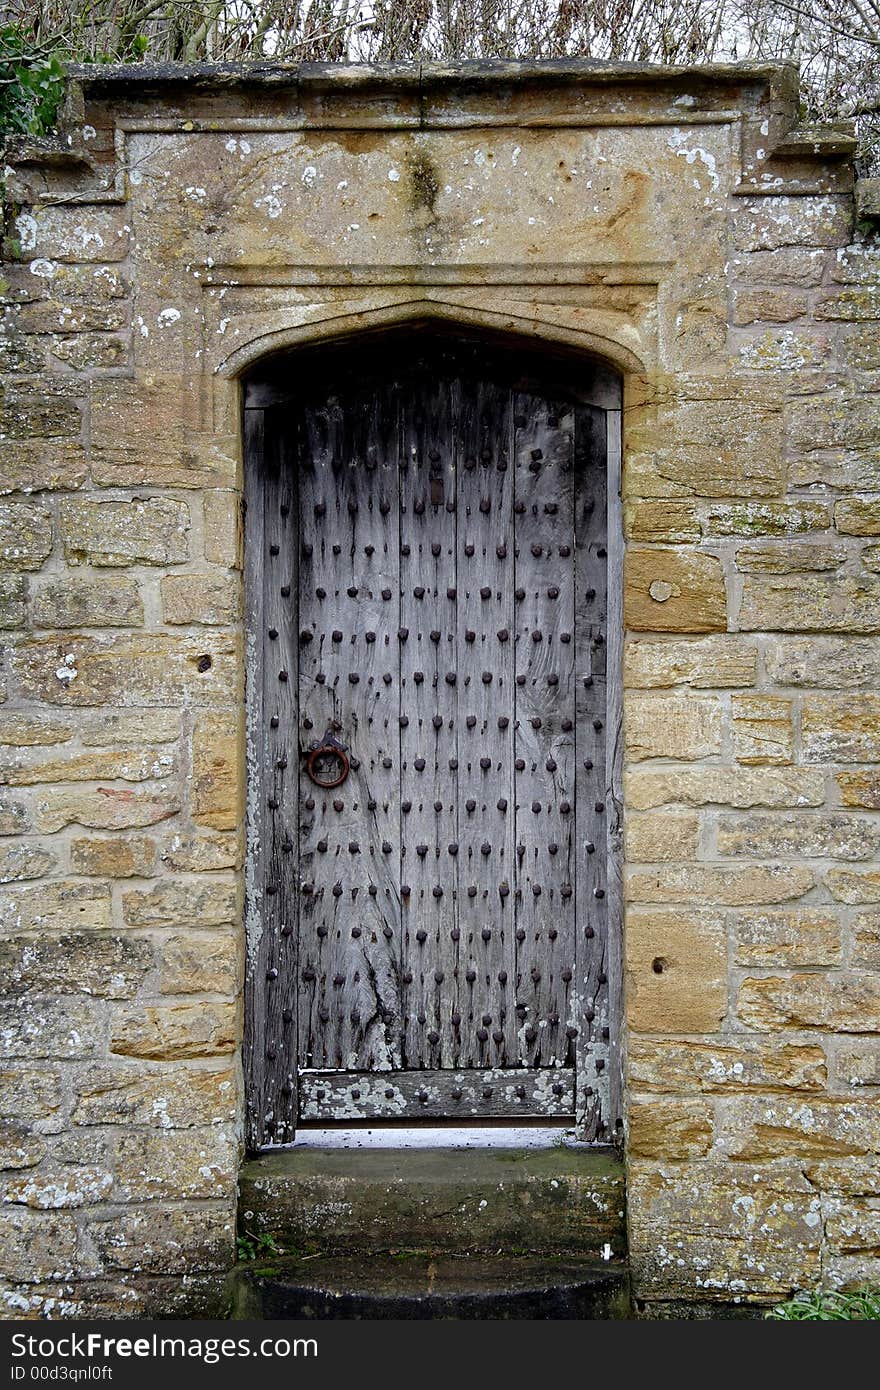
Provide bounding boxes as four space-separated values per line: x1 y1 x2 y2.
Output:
1 1 879 167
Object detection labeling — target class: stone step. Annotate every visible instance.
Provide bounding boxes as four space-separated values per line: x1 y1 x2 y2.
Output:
238 1143 626 1258
228 1253 631 1320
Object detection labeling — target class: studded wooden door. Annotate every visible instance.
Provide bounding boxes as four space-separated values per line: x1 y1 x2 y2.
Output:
244 334 621 1149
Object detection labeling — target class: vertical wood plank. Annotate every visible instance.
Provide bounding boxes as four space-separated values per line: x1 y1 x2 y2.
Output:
244 406 299 1148
297 389 402 1072
512 395 577 1075
399 375 458 1069
574 405 609 1140
455 378 516 1067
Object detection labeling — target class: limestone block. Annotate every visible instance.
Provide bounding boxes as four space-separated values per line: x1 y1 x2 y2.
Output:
627 863 813 906
718 813 878 861
625 766 824 809
61 498 190 567
31 575 143 629
732 695 792 765
1 746 174 786
704 501 830 536
0 843 57 881
160 573 241 626
626 909 726 1033
88 1207 233 1274
825 867 880 904
0 1211 80 1282
731 246 826 285
3 1166 113 1210
623 502 701 543
738 973 880 1031
0 504 53 571
0 1067 62 1122
834 498 880 536
734 542 846 573
0 441 86 496
623 636 756 688
191 712 242 831
624 812 700 863
789 448 880 492
628 1100 714 1159
629 1162 820 1299
0 1121 46 1170
0 881 111 933
732 908 843 966
69 836 157 878
732 287 808 323
815 285 880 320
739 575 880 632
624 695 722 761
112 1128 237 1201
853 911 880 970
72 1065 236 1128
787 392 880 453
625 381 784 498
863 544 880 572
802 694 880 762
121 878 238 929
0 382 82 443
110 1003 237 1060
838 771 880 807
158 933 239 995
804 1157 880 1194
0 715 71 746
12 633 242 708
90 376 233 489
0 577 27 628
841 324 880 371
79 711 180 745
0 997 98 1058
18 206 131 263
719 1098 880 1160
624 550 727 632
0 933 152 1000
628 1039 826 1093
834 1043 880 1089
34 784 180 833
765 637 880 687
202 490 242 567
159 832 241 872
0 798 30 835
733 196 851 250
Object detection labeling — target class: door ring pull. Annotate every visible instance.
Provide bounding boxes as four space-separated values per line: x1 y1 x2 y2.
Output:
306 737 350 789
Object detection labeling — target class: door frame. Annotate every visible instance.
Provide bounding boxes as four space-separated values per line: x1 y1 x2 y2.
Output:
242 326 624 1151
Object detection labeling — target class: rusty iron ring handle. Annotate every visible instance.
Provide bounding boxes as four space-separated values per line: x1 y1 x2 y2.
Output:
306 742 350 789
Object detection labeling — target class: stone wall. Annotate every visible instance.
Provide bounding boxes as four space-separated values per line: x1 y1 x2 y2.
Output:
0 61 878 1315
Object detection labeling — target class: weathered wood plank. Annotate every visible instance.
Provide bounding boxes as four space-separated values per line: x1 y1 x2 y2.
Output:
297 389 402 1071
399 376 459 1068
244 407 299 1147
574 405 609 1141
512 395 577 1071
299 1066 574 1120
455 378 516 1066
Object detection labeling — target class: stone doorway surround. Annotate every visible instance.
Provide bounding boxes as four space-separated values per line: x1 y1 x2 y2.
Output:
1 60 879 1317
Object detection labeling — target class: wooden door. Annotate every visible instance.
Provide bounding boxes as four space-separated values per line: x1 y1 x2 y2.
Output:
244 333 621 1149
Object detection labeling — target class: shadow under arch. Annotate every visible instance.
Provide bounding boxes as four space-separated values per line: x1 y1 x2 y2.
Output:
220 299 642 389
